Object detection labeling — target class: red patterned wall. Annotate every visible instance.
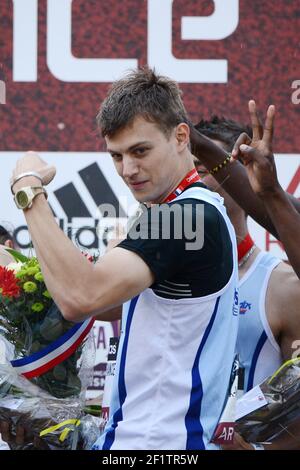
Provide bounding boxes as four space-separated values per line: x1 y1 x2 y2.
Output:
0 0 300 153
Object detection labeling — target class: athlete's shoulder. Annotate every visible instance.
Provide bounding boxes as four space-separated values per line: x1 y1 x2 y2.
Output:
269 261 299 293
266 261 300 336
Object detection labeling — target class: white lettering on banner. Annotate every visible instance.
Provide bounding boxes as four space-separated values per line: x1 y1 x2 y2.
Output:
219 426 234 441
47 0 137 82
148 0 238 83
291 80 300 105
13 0 38 82
0 80 6 104
12 0 137 83
182 0 239 40
292 340 300 359
12 0 239 83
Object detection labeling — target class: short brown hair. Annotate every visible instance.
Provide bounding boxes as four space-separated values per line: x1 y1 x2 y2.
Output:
97 67 189 137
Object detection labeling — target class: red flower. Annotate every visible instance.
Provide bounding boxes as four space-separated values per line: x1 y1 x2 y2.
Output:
0 266 21 298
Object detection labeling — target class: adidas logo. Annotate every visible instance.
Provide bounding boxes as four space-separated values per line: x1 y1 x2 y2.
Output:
13 162 128 251
51 162 125 219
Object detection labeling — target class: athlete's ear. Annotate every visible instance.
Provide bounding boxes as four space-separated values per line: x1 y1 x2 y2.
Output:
175 123 190 152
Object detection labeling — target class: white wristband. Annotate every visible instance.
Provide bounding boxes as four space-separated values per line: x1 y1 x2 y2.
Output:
251 442 265 450
11 171 43 193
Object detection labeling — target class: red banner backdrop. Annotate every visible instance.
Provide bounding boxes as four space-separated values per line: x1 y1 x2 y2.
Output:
0 0 299 398
1 0 300 153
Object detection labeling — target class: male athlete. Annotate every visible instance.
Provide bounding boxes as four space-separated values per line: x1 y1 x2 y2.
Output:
7 68 238 450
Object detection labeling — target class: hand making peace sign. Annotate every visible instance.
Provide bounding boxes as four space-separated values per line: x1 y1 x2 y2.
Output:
231 100 279 198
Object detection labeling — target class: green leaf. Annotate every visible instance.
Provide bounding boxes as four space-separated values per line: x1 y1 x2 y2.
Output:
5 248 29 263
84 405 102 416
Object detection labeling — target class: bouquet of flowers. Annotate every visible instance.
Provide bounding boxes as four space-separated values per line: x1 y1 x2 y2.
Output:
0 250 98 449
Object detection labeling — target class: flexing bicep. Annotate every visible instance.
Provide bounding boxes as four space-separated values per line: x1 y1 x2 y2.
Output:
86 247 155 320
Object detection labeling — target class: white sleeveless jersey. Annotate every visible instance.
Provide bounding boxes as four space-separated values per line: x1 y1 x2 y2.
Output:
236 251 282 392
93 186 239 450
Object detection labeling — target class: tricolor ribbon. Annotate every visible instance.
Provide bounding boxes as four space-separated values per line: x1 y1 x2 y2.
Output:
11 317 95 379
163 169 201 203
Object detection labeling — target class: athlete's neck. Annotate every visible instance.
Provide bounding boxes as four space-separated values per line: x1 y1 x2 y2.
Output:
238 233 260 278
155 165 198 204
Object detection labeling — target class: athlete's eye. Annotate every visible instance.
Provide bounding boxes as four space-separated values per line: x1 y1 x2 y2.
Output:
111 153 122 161
134 147 148 156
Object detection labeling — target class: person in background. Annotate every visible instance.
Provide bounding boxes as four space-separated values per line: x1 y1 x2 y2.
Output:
0 225 16 266
195 116 300 450
190 101 300 278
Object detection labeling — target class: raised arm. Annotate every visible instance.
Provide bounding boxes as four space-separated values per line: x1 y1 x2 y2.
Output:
190 127 277 234
10 153 154 322
232 101 300 278
190 101 300 239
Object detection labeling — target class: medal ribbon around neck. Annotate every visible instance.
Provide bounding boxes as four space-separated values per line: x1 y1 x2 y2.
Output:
163 169 201 203
237 233 255 263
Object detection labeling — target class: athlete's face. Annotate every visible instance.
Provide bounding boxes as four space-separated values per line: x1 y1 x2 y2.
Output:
106 116 190 204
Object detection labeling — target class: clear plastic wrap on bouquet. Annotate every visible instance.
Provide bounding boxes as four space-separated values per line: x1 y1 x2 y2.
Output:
0 252 98 449
235 357 300 443
0 392 102 450
0 332 96 450
0 253 96 398
0 301 95 399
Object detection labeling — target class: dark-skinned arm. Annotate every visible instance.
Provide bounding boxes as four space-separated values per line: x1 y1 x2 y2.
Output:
233 102 300 279
190 126 279 235
261 187 300 281
190 101 300 277
190 102 300 238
